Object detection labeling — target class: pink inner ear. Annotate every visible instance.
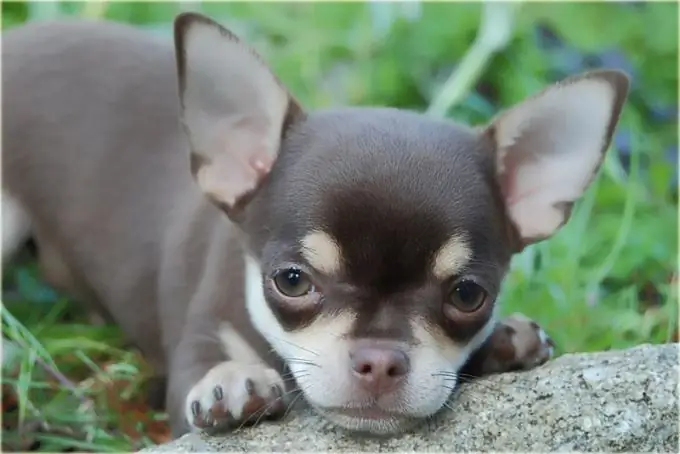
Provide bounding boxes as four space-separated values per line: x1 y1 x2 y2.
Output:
496 137 600 242
497 150 521 206
250 154 273 175
502 160 545 208
197 126 277 209
495 135 568 242
490 74 626 243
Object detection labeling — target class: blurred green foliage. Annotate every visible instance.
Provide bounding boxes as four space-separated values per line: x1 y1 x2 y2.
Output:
1 1 678 452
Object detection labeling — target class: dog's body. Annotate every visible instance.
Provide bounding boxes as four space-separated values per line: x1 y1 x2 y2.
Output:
2 15 628 438
2 19 272 432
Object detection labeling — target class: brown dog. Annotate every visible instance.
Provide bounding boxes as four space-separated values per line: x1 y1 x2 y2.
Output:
1 13 629 437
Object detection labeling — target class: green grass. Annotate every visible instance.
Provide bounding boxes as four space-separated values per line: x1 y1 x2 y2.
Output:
1 1 678 452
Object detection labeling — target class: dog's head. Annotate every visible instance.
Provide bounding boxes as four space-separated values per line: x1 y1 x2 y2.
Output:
174 13 629 434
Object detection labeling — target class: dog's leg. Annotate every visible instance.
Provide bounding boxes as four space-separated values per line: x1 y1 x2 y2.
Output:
1 191 31 266
461 313 555 377
167 316 286 437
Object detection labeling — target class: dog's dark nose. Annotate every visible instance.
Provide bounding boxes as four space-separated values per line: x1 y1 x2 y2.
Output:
350 344 410 395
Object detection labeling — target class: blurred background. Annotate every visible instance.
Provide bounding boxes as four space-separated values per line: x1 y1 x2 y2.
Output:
1 1 677 452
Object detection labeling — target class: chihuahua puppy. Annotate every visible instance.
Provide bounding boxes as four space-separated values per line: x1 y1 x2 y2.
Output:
1 13 628 437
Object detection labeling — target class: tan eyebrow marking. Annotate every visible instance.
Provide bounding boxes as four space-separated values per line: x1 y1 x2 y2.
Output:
432 234 472 279
301 230 343 275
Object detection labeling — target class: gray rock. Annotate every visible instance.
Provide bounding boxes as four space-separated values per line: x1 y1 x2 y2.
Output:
142 343 679 452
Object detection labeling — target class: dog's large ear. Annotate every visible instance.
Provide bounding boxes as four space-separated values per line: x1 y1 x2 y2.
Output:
173 13 303 217
486 70 629 248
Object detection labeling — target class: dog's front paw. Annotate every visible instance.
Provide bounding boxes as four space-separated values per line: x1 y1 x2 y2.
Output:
483 313 556 374
185 361 286 432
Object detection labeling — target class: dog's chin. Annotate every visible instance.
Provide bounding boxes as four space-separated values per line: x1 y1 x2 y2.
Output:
311 405 423 436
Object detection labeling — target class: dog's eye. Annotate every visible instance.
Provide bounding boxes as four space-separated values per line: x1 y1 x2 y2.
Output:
447 279 488 313
273 268 314 297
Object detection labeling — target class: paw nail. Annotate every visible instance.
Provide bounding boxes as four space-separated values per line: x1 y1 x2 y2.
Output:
213 385 224 401
245 378 255 395
191 400 201 417
272 384 283 398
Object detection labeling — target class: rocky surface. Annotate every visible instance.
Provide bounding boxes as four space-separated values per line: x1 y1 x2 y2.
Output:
142 343 679 452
